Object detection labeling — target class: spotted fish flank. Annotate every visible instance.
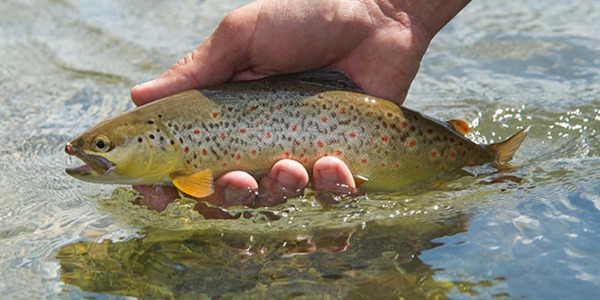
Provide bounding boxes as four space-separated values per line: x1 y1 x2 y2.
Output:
65 71 527 197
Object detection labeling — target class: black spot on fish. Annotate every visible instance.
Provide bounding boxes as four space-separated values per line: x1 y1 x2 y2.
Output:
158 114 163 119
410 126 416 132
147 120 154 124
170 140 175 145
179 137 184 144
137 137 143 143
159 136 165 142
149 134 155 139
450 137 455 143
156 128 160 133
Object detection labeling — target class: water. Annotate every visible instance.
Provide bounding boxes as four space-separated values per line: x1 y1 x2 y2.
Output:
1 0 599 298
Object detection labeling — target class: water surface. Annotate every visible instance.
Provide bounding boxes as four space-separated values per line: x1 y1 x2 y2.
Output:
0 0 599 298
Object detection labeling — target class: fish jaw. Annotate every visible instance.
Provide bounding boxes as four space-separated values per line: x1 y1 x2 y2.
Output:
65 141 117 180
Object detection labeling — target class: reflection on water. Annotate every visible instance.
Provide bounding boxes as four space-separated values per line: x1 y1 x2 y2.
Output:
57 213 469 299
1 0 599 299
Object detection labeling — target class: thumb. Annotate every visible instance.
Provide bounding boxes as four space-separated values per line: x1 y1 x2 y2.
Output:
130 7 256 106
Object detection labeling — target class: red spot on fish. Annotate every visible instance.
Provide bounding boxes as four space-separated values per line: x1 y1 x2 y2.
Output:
317 140 324 148
184 147 190 153
266 131 271 139
284 152 290 159
212 112 219 118
401 121 408 128
361 158 367 164
408 140 417 147
202 149 208 156
250 149 257 155
450 151 456 158
220 133 226 140
291 124 297 132
276 104 282 110
431 151 437 158
349 132 357 138
339 107 346 114
334 150 342 156
235 154 241 160
395 163 400 168
321 116 328 123
193 129 200 135
303 158 309 164
222 162 228 167
381 135 389 142
239 128 247 134
366 111 373 117
380 163 386 167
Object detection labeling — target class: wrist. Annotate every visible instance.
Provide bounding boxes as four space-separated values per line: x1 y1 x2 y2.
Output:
371 0 470 40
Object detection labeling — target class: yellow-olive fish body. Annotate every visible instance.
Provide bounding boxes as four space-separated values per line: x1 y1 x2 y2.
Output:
65 71 526 197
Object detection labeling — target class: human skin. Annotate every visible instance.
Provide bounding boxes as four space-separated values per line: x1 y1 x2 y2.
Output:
130 0 470 208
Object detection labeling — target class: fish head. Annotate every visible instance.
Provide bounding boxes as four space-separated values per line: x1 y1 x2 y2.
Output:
65 115 180 185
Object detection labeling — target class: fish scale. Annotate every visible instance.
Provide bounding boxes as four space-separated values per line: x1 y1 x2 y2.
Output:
65 71 526 196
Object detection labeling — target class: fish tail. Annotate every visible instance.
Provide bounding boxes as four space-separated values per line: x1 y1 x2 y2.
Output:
486 127 529 163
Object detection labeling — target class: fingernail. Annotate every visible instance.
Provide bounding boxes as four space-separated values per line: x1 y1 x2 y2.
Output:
316 168 340 184
276 169 301 188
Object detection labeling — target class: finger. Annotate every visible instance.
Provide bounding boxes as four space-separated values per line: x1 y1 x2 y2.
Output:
132 185 180 212
130 4 260 106
254 159 309 207
312 156 356 193
199 171 258 208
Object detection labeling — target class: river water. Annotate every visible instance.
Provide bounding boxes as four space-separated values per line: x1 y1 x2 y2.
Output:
1 0 599 299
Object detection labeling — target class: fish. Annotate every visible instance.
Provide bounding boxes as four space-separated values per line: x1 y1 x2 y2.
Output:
65 70 527 198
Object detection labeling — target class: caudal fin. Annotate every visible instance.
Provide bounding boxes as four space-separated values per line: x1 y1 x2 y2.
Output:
486 127 529 163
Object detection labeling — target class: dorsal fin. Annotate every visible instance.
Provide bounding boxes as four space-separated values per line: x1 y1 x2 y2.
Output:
447 119 471 136
273 70 364 92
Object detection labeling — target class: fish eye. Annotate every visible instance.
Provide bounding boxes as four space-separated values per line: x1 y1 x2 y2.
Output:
93 136 111 152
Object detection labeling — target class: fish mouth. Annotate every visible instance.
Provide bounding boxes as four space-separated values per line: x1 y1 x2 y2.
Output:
65 142 116 176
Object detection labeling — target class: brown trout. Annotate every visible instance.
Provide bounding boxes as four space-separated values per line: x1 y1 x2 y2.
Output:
65 71 527 198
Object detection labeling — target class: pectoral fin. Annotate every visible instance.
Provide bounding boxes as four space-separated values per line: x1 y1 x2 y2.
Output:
447 119 471 135
170 169 214 198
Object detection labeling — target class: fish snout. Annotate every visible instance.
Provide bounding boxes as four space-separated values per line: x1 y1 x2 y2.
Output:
65 143 74 155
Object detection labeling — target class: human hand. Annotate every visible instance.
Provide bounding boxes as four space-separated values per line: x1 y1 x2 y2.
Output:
130 0 469 208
